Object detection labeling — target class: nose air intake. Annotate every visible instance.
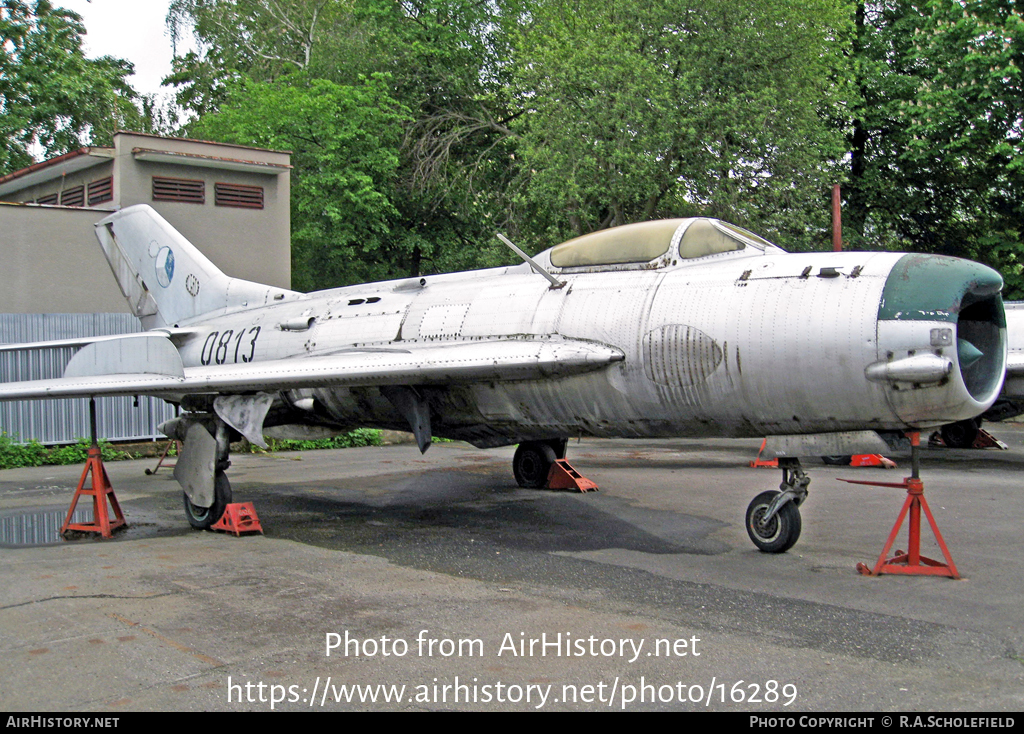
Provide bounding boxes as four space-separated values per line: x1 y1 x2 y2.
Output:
956 295 1005 402
879 254 1006 407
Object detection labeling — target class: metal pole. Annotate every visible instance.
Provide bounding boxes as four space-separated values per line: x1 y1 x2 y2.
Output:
89 398 98 449
832 184 842 252
910 431 920 479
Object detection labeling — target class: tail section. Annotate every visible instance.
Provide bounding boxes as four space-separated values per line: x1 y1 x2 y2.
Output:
94 205 298 329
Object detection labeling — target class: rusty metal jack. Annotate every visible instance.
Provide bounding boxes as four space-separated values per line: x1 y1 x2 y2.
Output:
839 432 959 579
61 399 127 539
546 459 598 492
211 502 264 536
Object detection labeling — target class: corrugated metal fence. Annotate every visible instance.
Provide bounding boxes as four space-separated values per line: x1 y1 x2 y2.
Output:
0 314 177 444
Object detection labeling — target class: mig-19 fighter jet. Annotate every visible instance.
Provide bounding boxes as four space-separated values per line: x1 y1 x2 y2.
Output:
0 206 1009 553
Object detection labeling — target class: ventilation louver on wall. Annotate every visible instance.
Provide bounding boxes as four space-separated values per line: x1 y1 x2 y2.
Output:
60 186 84 207
87 176 113 205
214 182 264 209
152 176 205 204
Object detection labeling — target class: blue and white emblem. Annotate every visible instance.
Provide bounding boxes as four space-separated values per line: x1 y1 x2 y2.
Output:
155 246 175 288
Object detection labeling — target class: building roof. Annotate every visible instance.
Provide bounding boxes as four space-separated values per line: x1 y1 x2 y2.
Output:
0 131 292 199
115 130 291 156
130 148 291 175
0 147 114 198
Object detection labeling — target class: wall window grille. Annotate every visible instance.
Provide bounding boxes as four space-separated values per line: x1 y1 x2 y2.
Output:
153 176 205 204
60 186 84 207
36 194 58 205
215 182 264 209
87 176 113 205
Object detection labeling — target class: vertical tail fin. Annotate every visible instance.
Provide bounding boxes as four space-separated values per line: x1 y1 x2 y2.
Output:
94 205 298 329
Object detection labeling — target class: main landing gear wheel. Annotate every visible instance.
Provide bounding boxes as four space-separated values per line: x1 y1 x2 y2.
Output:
183 470 232 530
745 490 802 554
513 442 558 488
940 418 982 449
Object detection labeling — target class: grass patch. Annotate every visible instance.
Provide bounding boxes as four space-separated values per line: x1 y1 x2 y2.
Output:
259 428 384 452
0 434 138 470
0 428 408 470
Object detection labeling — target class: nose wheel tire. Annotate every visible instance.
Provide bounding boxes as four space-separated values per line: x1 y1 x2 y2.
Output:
746 490 802 553
183 470 232 530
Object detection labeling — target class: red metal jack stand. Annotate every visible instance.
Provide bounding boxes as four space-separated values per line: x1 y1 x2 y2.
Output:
61 399 127 539
838 432 959 579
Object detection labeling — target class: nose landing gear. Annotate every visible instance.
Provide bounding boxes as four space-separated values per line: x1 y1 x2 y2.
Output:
746 458 808 553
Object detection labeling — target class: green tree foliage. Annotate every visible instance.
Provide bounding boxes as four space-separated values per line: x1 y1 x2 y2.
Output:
192 73 408 290
842 1 923 251
350 0 526 272
511 0 850 249
843 1 1024 296
904 0 1024 295
165 0 353 115
0 0 139 174
169 0 518 283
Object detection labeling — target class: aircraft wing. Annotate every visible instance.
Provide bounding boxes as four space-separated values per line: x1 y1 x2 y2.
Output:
0 334 624 401
1006 352 1024 377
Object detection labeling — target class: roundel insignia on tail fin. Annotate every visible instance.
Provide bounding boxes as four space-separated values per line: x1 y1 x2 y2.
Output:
155 246 175 287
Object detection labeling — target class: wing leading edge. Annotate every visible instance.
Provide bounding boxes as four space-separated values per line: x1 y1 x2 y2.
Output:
0 336 625 402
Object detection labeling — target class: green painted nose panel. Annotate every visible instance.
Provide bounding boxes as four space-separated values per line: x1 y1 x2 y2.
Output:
879 254 1005 325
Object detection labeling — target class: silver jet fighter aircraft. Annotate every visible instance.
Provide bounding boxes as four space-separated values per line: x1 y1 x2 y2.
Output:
0 206 1008 552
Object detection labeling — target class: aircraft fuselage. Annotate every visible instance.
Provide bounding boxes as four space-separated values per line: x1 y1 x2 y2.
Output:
170 247 1004 450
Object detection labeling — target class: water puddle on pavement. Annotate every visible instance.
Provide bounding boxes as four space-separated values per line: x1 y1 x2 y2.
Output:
0 507 92 547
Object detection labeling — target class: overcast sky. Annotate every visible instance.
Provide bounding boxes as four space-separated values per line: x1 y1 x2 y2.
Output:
58 0 196 97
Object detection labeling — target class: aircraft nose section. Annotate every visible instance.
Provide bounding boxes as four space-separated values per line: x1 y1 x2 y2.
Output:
877 254 1006 422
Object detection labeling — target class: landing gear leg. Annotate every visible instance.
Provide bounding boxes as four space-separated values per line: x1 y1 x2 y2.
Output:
181 418 233 530
746 458 808 553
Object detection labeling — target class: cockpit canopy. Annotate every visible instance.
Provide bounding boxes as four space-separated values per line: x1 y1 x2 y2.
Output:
548 218 780 269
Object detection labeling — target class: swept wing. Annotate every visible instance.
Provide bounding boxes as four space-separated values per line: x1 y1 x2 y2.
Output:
0 335 624 401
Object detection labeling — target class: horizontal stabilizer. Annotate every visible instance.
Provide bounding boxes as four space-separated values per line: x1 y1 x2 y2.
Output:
0 337 624 401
